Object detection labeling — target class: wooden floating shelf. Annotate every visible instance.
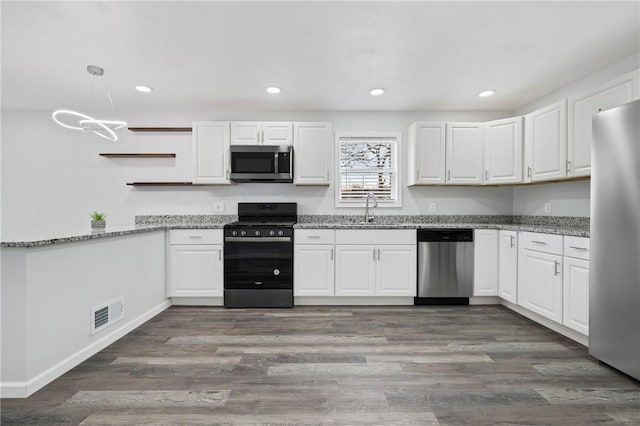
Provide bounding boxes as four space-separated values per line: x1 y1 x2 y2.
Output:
127 182 194 186
100 153 176 158
128 127 192 132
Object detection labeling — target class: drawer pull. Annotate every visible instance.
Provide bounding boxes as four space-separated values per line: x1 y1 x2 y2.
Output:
569 246 588 251
188 235 203 239
532 240 547 245
308 235 321 239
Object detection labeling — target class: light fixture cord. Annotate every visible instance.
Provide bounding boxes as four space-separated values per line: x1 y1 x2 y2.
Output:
101 76 116 111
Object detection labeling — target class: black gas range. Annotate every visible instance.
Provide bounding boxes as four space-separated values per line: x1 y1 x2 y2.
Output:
223 202 296 308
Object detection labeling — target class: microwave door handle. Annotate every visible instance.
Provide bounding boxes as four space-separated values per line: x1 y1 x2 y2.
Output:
274 152 279 174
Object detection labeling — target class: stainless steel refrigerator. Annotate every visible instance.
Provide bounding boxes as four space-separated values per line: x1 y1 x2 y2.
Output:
590 99 640 380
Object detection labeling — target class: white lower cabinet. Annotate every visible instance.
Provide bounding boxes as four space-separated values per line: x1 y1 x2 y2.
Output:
376 245 417 296
294 230 335 296
473 229 499 296
498 230 518 304
335 245 377 296
562 236 590 335
517 232 563 323
335 230 416 297
563 257 590 335
168 230 224 297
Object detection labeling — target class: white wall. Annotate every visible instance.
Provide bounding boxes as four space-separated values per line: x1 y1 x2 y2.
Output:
1 109 513 240
512 180 590 217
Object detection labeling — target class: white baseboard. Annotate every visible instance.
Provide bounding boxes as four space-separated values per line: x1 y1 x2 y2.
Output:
1 300 171 398
170 297 223 306
294 296 414 306
501 300 588 346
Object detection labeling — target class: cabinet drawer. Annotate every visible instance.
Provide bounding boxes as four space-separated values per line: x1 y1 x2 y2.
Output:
335 229 415 245
520 232 563 255
564 236 590 260
169 229 223 245
295 229 335 245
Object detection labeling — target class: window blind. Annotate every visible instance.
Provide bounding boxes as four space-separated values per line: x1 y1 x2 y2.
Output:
339 137 396 201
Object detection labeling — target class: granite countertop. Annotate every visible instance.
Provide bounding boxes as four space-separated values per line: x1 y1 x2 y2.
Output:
0 215 234 248
293 222 589 237
293 215 590 237
2 214 589 248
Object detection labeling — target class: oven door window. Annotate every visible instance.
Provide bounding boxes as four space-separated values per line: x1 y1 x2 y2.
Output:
224 241 292 289
231 152 275 174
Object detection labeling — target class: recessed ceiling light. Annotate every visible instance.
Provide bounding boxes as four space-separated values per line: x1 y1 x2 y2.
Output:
135 85 153 93
266 86 281 94
369 88 385 96
478 89 495 97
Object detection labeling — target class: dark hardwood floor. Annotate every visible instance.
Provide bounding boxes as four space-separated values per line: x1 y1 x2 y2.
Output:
2 305 639 425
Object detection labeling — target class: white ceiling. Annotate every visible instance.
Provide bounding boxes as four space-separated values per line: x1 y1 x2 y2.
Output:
2 1 639 112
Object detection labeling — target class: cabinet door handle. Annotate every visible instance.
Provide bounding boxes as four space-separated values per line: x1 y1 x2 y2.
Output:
219 249 222 261
377 248 381 261
373 250 376 261
331 248 334 261
566 161 571 173
226 169 230 179
485 170 488 181
569 246 588 251
554 261 560 276
261 130 265 144
447 170 451 181
527 166 532 178
510 235 515 248
532 240 547 245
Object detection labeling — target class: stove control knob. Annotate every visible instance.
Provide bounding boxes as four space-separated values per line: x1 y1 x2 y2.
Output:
269 230 275 236
231 230 238 236
278 230 284 236
255 230 261 236
240 230 246 236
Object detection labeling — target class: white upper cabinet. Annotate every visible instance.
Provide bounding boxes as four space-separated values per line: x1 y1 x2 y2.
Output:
524 100 567 182
567 69 640 177
407 122 446 185
446 122 484 185
230 122 292 145
293 122 332 185
484 117 523 184
192 121 231 184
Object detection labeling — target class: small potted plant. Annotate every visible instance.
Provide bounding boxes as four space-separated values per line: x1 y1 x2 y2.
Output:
90 212 106 231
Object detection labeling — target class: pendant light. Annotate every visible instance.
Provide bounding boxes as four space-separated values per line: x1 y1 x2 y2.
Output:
52 65 127 141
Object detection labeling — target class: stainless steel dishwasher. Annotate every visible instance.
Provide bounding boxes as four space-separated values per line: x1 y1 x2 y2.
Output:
415 229 474 305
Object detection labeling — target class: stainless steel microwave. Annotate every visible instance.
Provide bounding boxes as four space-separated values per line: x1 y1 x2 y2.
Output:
229 145 293 183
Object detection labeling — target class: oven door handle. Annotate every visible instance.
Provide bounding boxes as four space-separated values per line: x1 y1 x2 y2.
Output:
225 237 291 243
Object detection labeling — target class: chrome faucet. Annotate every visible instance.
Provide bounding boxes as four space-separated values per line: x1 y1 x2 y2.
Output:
364 193 377 223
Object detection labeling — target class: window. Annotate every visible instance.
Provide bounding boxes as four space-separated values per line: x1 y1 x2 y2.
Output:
335 131 401 207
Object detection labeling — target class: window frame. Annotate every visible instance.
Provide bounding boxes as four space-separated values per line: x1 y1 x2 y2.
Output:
334 131 402 208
